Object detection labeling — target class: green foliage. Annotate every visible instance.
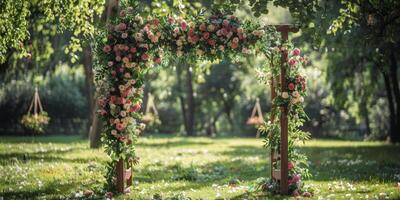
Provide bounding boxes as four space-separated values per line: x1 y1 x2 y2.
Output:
0 0 104 64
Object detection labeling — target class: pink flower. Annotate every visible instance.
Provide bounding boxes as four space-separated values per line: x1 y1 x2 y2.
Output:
111 70 116 77
103 45 111 53
188 28 195 36
223 19 230 27
237 28 243 34
107 61 114 67
173 27 180 34
199 23 207 31
121 32 128 39
292 190 300 197
289 174 301 184
180 21 187 30
202 32 210 40
130 103 141 112
207 39 216 46
110 96 117 103
115 56 121 62
288 58 296 66
116 123 124 131
130 47 137 53
141 54 149 61
292 48 301 56
154 58 161 64
288 83 295 91
230 42 238 49
221 28 229 36
118 23 127 31
153 18 160 26
119 10 126 17
302 191 312 198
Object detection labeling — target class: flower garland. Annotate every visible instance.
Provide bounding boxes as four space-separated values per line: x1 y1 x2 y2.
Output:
93 7 309 194
257 45 312 197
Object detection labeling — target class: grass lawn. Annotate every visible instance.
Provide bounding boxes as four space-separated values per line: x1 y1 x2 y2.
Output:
0 135 399 199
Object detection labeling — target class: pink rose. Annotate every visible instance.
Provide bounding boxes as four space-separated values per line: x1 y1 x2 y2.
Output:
288 58 296 66
107 61 114 67
115 56 121 62
223 19 229 27
292 48 301 56
116 123 124 131
103 45 111 53
173 27 180 34
110 96 117 103
118 23 127 31
230 42 238 49
153 18 160 26
202 32 210 40
302 191 312 198
141 54 149 61
221 28 228 36
289 174 301 184
111 70 116 77
288 83 295 91
188 28 195 36
199 23 207 31
207 39 216 46
130 103 141 112
119 10 126 17
154 57 161 64
130 47 137 53
180 21 187 30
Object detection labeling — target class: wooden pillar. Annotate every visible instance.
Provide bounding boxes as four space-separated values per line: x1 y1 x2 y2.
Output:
275 25 298 195
116 159 124 193
270 60 277 179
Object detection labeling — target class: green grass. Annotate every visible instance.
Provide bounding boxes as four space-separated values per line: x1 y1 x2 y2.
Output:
0 135 399 199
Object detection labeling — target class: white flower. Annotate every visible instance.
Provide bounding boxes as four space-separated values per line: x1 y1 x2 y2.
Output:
299 96 304 103
120 111 127 117
292 91 300 97
281 92 289 99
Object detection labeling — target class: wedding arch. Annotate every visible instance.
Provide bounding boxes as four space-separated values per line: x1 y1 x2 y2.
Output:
94 7 311 196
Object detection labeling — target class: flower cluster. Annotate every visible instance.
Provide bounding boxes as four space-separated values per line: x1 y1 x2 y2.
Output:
20 112 50 133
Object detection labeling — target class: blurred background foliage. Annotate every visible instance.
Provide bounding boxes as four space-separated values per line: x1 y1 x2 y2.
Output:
1 0 399 142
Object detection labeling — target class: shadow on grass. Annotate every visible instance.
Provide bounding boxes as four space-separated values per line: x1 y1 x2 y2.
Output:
138 140 213 148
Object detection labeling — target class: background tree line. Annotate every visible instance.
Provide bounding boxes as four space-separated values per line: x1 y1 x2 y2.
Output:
0 0 399 143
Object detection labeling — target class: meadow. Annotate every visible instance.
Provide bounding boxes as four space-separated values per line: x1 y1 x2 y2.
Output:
0 135 399 199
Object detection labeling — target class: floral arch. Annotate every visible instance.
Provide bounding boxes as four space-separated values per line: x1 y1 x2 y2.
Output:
94 7 310 196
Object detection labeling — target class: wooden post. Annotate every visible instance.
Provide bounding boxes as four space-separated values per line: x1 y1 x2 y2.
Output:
275 25 299 195
270 60 277 179
116 159 124 193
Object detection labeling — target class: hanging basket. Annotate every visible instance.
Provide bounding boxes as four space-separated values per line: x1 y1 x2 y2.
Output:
20 87 50 133
246 98 264 125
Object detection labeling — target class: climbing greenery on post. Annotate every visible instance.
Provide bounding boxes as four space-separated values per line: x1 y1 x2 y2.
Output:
93 6 311 194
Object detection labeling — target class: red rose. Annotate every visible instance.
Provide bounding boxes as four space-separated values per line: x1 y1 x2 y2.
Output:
202 32 210 40
188 28 195 36
288 83 295 91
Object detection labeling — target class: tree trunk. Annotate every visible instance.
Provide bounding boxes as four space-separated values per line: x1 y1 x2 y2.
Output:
382 70 397 142
175 62 189 134
86 0 119 148
389 52 400 143
185 62 195 136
